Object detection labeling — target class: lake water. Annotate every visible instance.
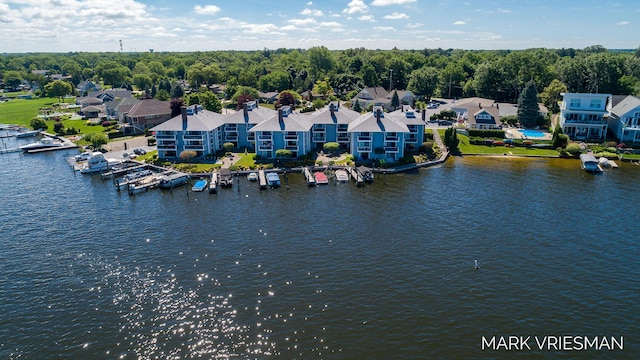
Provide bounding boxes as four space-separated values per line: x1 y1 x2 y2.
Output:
1 133 639 359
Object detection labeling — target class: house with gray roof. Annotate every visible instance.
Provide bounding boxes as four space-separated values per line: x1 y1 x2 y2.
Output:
608 95 640 143
223 101 276 150
465 105 501 130
306 102 360 149
249 106 312 158
125 98 171 134
347 106 410 161
350 87 414 112
151 105 226 159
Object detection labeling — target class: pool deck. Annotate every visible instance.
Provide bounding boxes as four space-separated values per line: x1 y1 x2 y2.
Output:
504 128 552 141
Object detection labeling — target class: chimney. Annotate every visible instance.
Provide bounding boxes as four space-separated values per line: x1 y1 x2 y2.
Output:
422 109 426 121
376 108 381 122
278 108 283 122
194 104 198 114
330 103 335 116
479 102 482 109
181 106 187 130
243 102 249 123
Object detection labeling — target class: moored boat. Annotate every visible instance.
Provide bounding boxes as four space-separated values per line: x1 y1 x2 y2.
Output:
80 152 121 174
19 137 63 152
357 166 374 183
580 153 603 173
158 172 190 189
335 169 349 182
15 130 40 138
247 172 258 181
219 168 233 188
314 171 329 185
191 179 208 192
266 172 280 188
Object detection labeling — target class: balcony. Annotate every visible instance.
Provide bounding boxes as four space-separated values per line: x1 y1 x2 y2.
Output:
258 145 273 152
313 135 326 142
226 135 238 141
258 135 272 141
157 144 177 150
337 136 349 143
357 136 372 141
183 134 204 140
285 145 299 151
385 146 399 153
357 146 372 152
284 134 298 141
156 134 176 140
385 136 398 141
185 145 204 150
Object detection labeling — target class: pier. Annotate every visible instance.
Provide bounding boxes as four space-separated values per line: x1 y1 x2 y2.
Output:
209 172 219 193
348 167 364 186
303 167 316 186
258 169 268 189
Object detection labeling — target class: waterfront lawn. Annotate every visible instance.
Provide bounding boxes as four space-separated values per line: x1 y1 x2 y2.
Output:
457 134 560 157
0 97 58 126
234 152 256 168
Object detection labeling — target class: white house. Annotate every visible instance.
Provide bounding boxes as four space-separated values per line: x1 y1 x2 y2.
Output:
559 92 611 141
608 95 640 143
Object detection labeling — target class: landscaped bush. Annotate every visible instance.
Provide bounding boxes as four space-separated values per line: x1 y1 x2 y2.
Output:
228 165 239 171
565 143 582 156
468 129 505 138
276 149 292 158
323 142 340 152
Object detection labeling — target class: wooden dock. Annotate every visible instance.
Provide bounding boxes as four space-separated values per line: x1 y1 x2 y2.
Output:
258 169 268 189
303 167 316 186
209 172 219 193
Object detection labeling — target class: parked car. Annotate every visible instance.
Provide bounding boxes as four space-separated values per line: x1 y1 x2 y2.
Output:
133 148 147 155
75 152 91 162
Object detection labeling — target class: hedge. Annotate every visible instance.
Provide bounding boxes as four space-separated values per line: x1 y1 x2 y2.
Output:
468 129 505 138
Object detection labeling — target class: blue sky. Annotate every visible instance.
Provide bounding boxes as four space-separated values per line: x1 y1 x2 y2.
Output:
1 0 638 53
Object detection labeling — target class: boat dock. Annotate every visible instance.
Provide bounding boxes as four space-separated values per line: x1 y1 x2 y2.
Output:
209 172 219 193
303 167 316 186
258 169 268 189
348 167 364 186
128 175 161 194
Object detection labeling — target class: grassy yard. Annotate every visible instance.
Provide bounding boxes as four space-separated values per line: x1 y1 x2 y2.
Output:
0 97 60 126
457 134 559 157
234 152 256 168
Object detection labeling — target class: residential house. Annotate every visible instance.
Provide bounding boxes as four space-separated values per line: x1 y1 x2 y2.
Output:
77 80 101 94
607 95 640 143
258 91 279 104
347 106 410 161
388 105 426 149
223 101 276 150
151 105 226 159
124 98 171 134
107 97 138 120
350 87 414 111
77 97 103 108
559 92 611 141
81 105 106 119
249 106 312 158
306 102 360 150
465 105 501 130
88 88 133 102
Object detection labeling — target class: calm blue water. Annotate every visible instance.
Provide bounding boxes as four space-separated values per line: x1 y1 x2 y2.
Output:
1 132 639 359
518 129 546 138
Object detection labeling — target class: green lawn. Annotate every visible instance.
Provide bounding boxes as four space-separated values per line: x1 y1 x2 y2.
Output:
457 133 560 157
234 152 256 167
0 97 59 126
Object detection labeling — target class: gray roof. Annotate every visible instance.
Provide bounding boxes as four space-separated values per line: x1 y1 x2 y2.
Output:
348 109 410 133
306 104 361 125
224 105 276 125
249 110 312 132
151 109 226 132
467 105 501 126
127 98 171 117
610 95 640 117
388 106 426 125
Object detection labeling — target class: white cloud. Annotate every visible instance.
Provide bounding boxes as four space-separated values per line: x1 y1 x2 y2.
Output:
406 22 422 28
374 26 396 31
301 8 323 16
307 1 313 4
288 18 318 26
358 15 375 22
498 8 512 13
343 0 368 14
193 5 221 15
453 21 466 25
371 0 416 6
384 12 409 20
617 21 629 26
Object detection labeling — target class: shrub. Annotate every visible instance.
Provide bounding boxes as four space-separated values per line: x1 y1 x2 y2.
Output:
101 121 111 127
468 129 505 138
374 147 385 154
53 121 64 134
223 142 234 150
323 142 340 152
30 117 47 131
276 149 292 158
316 160 323 165
565 143 582 156
229 165 239 171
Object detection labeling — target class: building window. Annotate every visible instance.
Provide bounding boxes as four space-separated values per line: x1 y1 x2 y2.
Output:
590 99 601 109
569 99 581 108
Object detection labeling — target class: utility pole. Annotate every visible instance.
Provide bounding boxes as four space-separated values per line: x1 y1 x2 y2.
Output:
389 69 393 90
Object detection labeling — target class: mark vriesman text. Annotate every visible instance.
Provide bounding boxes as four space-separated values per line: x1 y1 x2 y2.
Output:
481 336 624 351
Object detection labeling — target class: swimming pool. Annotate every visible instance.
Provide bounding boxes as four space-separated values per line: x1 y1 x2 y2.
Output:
518 129 546 138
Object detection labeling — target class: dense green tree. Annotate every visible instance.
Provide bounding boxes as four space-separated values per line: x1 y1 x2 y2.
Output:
156 89 170 101
443 127 460 155
44 80 73 102
472 62 507 100
312 77 332 98
84 132 108 150
308 46 334 80
185 90 222 113
171 83 184 98
551 124 569 148
391 90 399 109
408 66 439 101
258 70 291 92
539 79 567 113
133 74 153 91
30 117 48 131
3 70 23 89
353 99 362 112
276 90 297 108
517 80 540 128
179 150 197 162
95 60 130 86
231 86 260 105
361 64 379 87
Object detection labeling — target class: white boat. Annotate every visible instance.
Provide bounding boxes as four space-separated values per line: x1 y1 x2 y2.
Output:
219 168 233 188
598 156 611 168
123 169 154 182
19 137 63 152
158 173 189 188
129 175 161 194
15 130 40 138
335 169 349 182
580 153 603 173
247 172 258 181
80 152 121 174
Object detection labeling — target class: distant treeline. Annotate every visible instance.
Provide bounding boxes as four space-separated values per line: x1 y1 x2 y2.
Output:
2 45 639 108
